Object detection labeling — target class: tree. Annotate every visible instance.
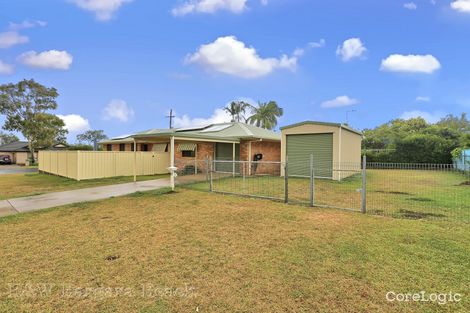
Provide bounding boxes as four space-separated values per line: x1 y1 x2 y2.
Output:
224 101 251 122
0 79 67 163
68 144 94 151
0 131 19 145
247 101 283 130
394 134 456 164
362 116 467 163
437 113 469 131
76 130 108 151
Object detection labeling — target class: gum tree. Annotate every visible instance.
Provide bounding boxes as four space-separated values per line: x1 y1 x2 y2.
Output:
0 79 67 163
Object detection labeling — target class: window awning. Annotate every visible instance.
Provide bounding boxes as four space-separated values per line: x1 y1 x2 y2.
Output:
177 143 197 151
152 143 168 152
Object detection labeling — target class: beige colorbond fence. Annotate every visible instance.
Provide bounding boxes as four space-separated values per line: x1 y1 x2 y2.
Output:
39 151 170 180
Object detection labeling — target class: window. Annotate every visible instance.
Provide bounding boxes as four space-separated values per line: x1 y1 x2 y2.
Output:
182 150 195 158
131 143 135 151
141 144 149 151
119 144 125 151
107 144 112 151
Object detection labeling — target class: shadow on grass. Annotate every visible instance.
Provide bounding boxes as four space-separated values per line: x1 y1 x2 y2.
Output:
367 208 447 220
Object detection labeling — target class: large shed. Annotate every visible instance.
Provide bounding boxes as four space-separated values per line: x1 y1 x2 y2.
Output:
281 121 363 179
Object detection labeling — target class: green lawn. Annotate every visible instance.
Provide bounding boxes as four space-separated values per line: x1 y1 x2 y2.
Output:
0 189 468 312
185 169 470 221
0 173 169 200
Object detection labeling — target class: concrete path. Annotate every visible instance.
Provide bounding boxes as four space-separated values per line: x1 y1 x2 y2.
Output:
0 178 170 217
0 165 38 175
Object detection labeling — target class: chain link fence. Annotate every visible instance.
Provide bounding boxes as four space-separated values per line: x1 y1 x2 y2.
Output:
177 157 470 222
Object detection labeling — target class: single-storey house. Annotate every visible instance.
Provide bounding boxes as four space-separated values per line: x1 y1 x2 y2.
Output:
0 141 37 165
99 120 363 179
100 122 282 175
281 121 363 179
0 141 69 165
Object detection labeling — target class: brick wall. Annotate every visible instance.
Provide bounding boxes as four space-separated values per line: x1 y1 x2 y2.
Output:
240 140 281 175
174 141 214 174
240 140 281 161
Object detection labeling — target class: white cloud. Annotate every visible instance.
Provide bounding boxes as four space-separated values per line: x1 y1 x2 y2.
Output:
321 96 360 108
260 0 268 5
400 110 445 123
69 0 133 21
57 114 91 133
416 96 431 102
380 54 441 74
174 108 232 128
451 0 470 13
8 20 47 30
186 36 299 78
0 60 14 75
18 50 73 70
309 39 326 48
172 0 248 16
103 99 135 122
0 31 29 49
336 38 367 62
404 2 417 10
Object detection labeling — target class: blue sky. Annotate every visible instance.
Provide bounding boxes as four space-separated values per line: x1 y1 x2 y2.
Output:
1 0 469 142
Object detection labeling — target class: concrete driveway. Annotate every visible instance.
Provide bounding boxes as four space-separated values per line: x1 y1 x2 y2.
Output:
0 165 38 175
0 178 171 217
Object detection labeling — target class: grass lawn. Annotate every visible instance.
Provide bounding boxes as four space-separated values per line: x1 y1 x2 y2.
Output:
0 189 468 312
0 173 169 200
186 169 470 221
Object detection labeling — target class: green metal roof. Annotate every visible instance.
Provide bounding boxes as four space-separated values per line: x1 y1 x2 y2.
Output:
101 122 281 143
178 123 281 141
280 121 363 136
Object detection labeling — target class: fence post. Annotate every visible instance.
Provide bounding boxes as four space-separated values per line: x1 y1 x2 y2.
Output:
205 157 209 181
209 159 213 192
361 155 367 214
76 150 81 181
284 162 289 204
242 161 246 190
310 154 315 207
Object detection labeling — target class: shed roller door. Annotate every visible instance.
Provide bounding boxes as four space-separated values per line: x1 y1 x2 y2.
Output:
287 133 333 178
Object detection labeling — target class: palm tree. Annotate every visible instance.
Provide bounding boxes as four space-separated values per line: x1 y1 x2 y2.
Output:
247 101 283 130
224 101 251 122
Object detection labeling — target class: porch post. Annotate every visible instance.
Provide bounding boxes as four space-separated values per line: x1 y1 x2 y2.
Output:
248 141 252 176
195 144 198 174
170 136 175 191
133 138 137 182
232 142 236 176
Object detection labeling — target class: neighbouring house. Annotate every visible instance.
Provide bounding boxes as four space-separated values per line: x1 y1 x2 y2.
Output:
0 141 36 165
0 141 69 165
281 121 363 179
99 122 282 175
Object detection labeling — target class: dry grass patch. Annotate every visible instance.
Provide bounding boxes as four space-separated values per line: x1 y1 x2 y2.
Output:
0 189 468 312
